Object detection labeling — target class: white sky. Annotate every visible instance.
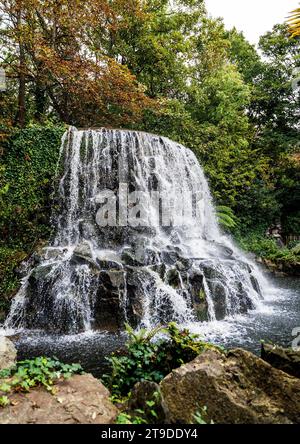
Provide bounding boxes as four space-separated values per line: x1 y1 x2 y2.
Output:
205 0 295 45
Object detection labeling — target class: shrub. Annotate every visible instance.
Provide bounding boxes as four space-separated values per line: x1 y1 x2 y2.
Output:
238 232 300 265
0 356 83 405
103 323 219 397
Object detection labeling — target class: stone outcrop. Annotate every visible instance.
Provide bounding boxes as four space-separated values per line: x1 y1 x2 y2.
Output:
160 348 300 424
261 343 300 379
0 374 118 424
0 337 17 370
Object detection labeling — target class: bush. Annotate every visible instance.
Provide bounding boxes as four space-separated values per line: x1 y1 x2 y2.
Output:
238 232 300 265
103 323 220 397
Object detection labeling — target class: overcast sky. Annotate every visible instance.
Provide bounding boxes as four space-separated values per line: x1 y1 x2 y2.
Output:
205 0 295 45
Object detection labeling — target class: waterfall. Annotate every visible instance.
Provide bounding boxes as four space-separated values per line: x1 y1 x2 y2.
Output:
5 127 265 334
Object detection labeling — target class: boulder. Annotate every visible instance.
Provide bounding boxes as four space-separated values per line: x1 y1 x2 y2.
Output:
0 337 17 370
0 374 118 424
261 343 300 379
71 241 97 266
160 348 300 424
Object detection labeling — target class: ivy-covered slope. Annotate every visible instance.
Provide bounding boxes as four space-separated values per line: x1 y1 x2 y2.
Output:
0 124 65 318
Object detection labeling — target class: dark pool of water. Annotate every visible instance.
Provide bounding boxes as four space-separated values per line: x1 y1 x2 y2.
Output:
2 275 300 378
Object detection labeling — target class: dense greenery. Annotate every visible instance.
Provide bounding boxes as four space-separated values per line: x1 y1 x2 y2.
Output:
103 323 220 398
0 1 299 311
0 356 83 407
103 323 218 424
238 233 300 268
0 124 64 316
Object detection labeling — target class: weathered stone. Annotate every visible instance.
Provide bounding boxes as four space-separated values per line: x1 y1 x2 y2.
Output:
96 250 123 270
121 249 143 267
187 269 208 321
71 241 96 266
211 242 234 258
261 343 300 379
0 374 118 424
160 348 300 424
93 270 127 330
0 337 17 370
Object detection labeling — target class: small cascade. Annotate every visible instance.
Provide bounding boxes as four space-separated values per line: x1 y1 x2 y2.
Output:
5 127 265 334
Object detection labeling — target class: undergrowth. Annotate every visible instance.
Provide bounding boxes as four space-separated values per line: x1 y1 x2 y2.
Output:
103 322 220 398
0 356 83 407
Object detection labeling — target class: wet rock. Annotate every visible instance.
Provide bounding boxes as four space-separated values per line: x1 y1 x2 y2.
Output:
121 249 144 267
0 374 118 424
31 263 55 281
144 248 160 266
160 348 300 424
165 268 181 288
206 281 227 319
96 259 123 270
187 269 208 321
94 270 127 330
20 263 97 333
161 250 180 265
250 275 263 298
71 241 96 266
261 343 300 379
211 242 234 258
96 251 123 270
0 337 17 370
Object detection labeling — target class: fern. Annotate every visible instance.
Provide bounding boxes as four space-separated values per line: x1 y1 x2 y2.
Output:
216 206 237 230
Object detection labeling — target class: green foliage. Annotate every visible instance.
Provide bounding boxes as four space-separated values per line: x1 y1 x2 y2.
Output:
103 322 219 397
0 124 64 313
193 406 213 425
216 206 238 230
0 396 9 407
238 232 300 265
0 123 65 247
0 357 83 406
115 412 147 425
0 247 27 319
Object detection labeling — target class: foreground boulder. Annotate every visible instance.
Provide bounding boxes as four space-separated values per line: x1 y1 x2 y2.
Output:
0 374 118 424
160 348 300 424
261 343 300 379
0 337 17 370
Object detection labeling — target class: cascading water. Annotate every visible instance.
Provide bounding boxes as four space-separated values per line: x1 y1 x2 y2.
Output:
5 127 265 334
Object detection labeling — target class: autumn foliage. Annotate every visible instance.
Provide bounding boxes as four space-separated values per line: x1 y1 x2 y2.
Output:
0 0 154 126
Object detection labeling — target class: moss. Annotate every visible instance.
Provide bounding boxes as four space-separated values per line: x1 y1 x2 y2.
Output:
198 289 206 301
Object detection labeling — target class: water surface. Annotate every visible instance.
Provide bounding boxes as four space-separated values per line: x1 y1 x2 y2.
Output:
2 275 299 378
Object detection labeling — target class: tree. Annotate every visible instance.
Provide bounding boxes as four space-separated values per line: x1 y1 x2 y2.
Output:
0 0 155 126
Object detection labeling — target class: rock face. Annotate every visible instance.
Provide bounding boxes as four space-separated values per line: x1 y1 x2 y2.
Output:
261 343 300 379
0 374 118 424
0 337 17 370
160 348 300 424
